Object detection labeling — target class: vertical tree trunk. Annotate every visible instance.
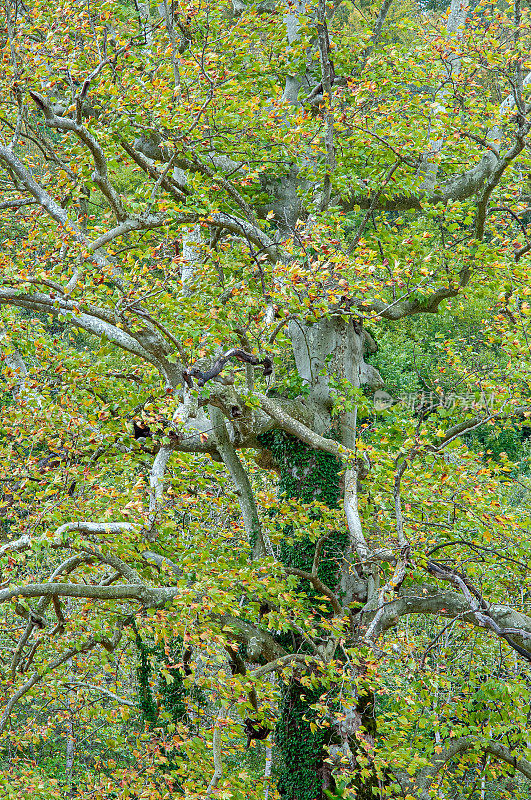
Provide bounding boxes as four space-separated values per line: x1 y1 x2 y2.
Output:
261 318 381 798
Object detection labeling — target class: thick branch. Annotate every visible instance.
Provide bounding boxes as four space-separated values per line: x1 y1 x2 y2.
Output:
285 566 342 614
148 444 172 538
205 707 226 798
372 583 531 654
257 393 349 458
28 91 127 221
0 288 179 382
0 198 38 210
0 581 169 605
90 214 167 251
475 120 530 240
121 138 279 258
427 560 531 662
352 284 460 321
251 653 314 677
344 467 371 561
210 406 271 559
0 144 109 271
218 614 287 662
176 211 280 262
343 151 498 213
398 736 531 800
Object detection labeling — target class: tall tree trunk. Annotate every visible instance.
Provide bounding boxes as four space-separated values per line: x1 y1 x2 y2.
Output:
260 317 382 798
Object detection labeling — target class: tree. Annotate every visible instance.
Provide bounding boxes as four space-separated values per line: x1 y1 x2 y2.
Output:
2 0 531 796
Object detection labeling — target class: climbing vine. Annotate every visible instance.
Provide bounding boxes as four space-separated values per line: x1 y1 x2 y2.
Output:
258 429 347 595
276 682 330 800
258 430 347 799
133 629 191 727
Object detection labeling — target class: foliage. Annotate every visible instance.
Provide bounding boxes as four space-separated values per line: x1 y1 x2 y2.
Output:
2 0 531 798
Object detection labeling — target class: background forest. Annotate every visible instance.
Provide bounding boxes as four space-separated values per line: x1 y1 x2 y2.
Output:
2 0 531 798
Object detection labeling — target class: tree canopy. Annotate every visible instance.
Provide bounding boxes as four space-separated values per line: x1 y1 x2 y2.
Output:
2 0 531 797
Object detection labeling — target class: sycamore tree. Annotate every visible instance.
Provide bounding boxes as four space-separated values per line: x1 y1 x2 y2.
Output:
3 0 531 796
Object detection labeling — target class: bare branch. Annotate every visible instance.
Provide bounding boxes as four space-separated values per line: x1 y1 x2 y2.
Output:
0 144 110 272
64 682 139 709
1 620 127 735
10 554 92 678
